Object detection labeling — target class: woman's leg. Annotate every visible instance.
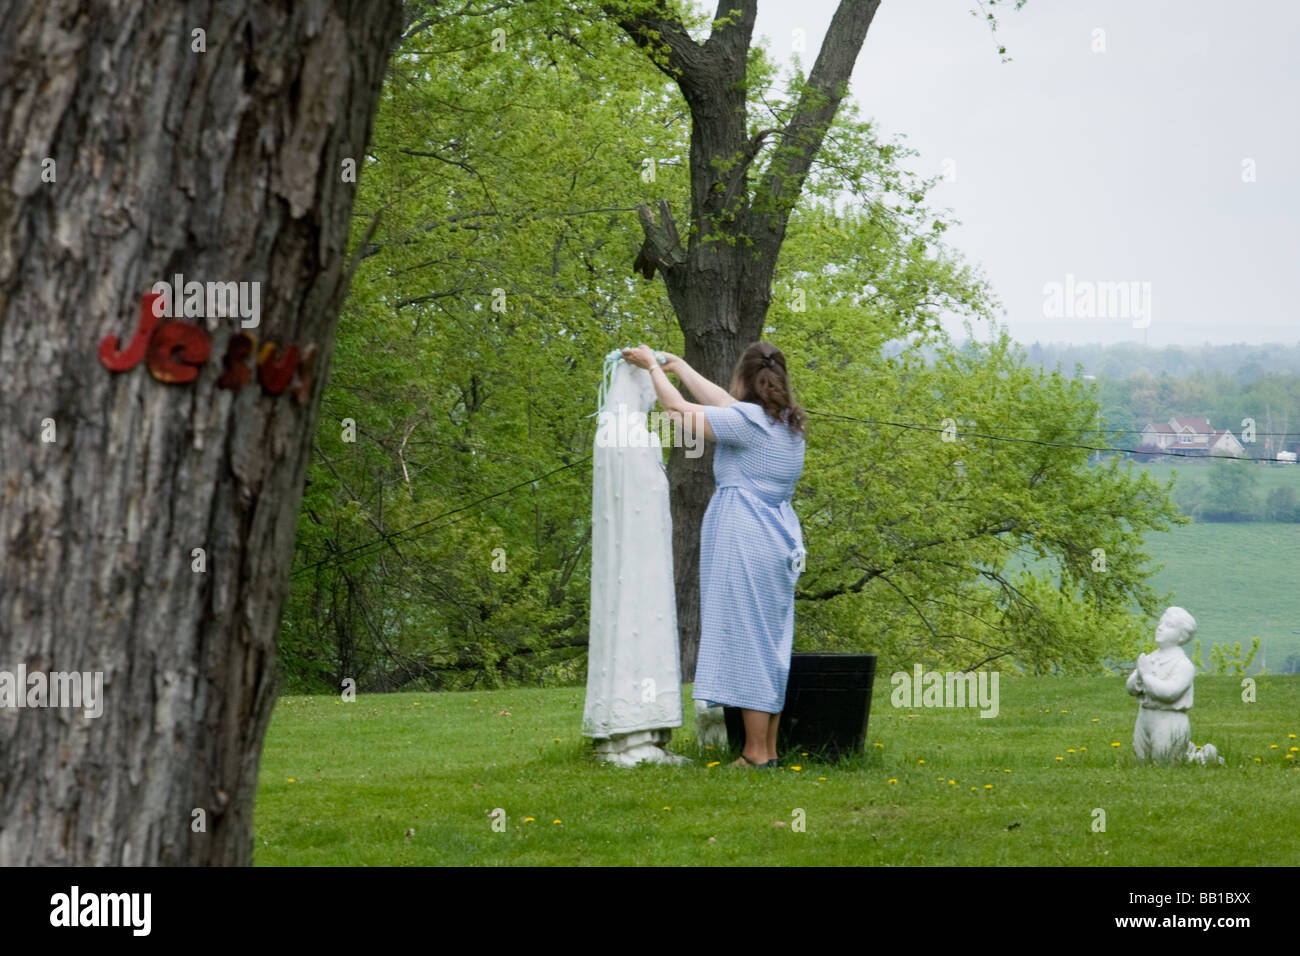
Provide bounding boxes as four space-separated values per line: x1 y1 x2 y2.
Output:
766 712 780 762
730 708 775 766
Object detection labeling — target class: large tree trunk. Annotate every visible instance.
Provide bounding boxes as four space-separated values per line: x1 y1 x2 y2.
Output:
0 0 402 865
666 254 772 679
614 0 880 679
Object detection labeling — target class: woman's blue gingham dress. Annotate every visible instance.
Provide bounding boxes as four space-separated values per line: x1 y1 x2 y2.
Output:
692 402 806 714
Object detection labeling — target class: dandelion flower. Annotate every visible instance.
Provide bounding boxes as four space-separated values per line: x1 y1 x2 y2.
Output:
552 819 561 825
1291 747 1299 752
874 742 884 748
1288 754 1295 760
801 752 809 757
1291 734 1297 739
1004 768 1011 773
985 784 993 790
1111 742 1120 748
287 778 296 783
705 745 714 751
818 777 827 781
662 806 670 810
1091 718 1099 723
553 737 560 743
888 778 898 784
1080 747 1087 752
970 786 977 791
1271 744 1279 749
1254 757 1262 763
1055 756 1064 761
948 779 955 785
524 817 535 822
791 766 802 772
1067 749 1075 754
707 761 721 768
918 759 925 764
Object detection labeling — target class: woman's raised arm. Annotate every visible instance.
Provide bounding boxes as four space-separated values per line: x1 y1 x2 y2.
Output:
660 352 736 407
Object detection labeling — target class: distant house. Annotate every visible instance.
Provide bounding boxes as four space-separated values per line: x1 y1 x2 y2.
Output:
1136 416 1245 458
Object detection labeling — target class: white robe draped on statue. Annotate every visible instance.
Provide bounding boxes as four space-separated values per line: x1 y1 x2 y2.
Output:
582 357 683 752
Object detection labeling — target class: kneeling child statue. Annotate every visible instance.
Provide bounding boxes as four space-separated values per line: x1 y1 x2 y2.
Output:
1126 606 1222 766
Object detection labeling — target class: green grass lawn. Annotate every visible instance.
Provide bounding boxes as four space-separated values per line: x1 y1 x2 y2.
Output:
255 676 1300 866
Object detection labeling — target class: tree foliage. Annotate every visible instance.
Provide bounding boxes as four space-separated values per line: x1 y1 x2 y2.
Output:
281 0 1183 690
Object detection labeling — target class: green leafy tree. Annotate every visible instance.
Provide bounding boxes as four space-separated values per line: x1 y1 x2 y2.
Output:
1209 637 1260 676
284 0 690 690
1200 463 1261 521
1265 486 1300 522
1171 473 1204 517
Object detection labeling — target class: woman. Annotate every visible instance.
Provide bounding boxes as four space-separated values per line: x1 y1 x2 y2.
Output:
620 342 806 769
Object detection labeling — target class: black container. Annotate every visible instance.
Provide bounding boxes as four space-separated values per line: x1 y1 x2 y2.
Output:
724 653 877 760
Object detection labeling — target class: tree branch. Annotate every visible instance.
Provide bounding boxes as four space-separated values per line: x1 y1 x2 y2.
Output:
749 0 881 243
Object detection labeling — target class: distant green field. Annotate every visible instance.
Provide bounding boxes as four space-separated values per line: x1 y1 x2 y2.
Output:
1133 462 1300 671
997 461 1299 671
1141 521 1300 672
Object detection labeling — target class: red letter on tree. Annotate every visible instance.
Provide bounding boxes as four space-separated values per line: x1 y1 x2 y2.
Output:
99 292 163 372
147 321 212 384
217 332 257 392
257 342 299 396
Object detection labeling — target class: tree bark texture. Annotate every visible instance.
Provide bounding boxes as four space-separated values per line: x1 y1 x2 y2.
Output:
613 0 881 680
0 0 402 865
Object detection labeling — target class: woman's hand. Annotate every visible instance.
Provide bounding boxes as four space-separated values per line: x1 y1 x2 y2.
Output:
657 350 682 374
620 344 657 370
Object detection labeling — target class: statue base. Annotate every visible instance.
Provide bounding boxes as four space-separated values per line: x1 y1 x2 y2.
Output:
592 728 691 767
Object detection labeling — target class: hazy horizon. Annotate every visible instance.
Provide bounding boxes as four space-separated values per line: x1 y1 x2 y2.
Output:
744 0 1299 348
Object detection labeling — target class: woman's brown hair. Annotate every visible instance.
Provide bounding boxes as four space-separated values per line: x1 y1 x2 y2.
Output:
728 342 806 438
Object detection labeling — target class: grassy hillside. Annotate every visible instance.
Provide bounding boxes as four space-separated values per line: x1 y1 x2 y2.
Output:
1134 460 1300 669
1142 522 1300 671
255 677 1300 866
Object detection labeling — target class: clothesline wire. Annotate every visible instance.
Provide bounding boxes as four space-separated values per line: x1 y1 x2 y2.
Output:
295 405 1290 577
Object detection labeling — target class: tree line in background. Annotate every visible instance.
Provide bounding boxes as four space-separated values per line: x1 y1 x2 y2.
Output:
1024 342 1300 383
1018 343 1300 522
1164 462 1300 522
996 343 1300 457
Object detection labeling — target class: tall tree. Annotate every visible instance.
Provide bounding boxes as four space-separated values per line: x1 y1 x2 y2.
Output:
0 0 403 864
604 0 883 678
283 1 691 692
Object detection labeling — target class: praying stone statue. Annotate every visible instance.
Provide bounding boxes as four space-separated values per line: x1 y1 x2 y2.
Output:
1125 606 1223 765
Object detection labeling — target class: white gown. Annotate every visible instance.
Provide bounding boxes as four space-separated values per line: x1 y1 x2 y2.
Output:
582 358 684 762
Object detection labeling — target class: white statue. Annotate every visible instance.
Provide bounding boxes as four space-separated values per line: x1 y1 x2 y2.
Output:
1125 606 1223 765
694 699 729 751
582 356 687 766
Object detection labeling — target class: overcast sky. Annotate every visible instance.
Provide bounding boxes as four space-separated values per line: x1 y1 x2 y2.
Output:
737 0 1299 347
